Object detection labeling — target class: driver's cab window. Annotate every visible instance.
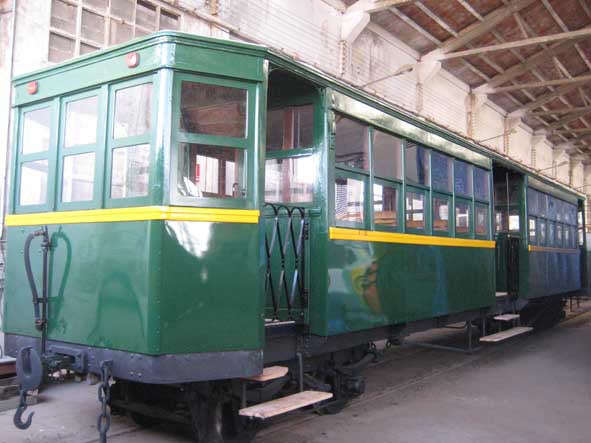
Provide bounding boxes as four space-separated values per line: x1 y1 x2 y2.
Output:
264 70 317 204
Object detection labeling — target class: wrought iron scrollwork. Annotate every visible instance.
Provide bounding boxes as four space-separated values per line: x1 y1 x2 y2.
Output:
264 203 309 321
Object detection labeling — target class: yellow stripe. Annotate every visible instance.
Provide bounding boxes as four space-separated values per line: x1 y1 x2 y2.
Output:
528 245 579 254
4 206 260 226
329 227 495 249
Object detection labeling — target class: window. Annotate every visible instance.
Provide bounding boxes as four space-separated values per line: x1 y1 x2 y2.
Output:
114 83 153 139
475 205 488 236
65 96 98 147
455 201 471 235
265 157 315 203
431 151 451 192
433 196 449 233
266 105 314 151
405 144 429 186
20 160 49 206
111 144 150 198
539 219 546 246
22 107 51 155
62 152 95 202
372 130 402 179
538 193 548 218
49 0 180 61
556 223 563 247
406 190 425 231
548 221 555 246
180 82 247 138
454 160 472 197
335 176 364 225
373 183 398 228
548 197 557 220
473 167 489 201
564 225 571 248
335 116 368 170
177 144 245 199
529 217 537 245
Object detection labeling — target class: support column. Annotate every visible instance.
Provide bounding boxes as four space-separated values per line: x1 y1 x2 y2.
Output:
531 135 546 170
503 116 521 156
339 10 370 79
415 55 441 114
465 92 487 140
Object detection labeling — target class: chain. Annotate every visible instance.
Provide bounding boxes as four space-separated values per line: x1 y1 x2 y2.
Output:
13 389 34 430
97 361 113 443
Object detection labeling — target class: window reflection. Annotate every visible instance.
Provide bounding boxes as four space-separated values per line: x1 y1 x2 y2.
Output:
178 143 245 199
335 177 364 224
20 160 48 205
111 144 150 198
372 130 402 179
405 190 425 230
113 83 152 138
431 151 451 192
22 107 51 155
373 184 398 228
180 81 247 138
62 152 95 202
455 201 470 234
335 116 368 170
405 144 429 186
265 156 315 203
433 197 449 232
475 205 488 236
65 96 98 147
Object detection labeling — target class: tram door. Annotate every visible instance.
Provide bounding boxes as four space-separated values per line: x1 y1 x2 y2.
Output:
494 167 523 296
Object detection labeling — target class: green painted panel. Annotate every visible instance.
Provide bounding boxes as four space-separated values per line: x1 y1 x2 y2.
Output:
524 251 581 298
3 222 160 354
324 240 495 335
158 221 263 353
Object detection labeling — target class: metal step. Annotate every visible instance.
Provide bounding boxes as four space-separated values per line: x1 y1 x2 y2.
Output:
239 390 333 419
494 313 520 322
480 326 533 343
243 366 289 382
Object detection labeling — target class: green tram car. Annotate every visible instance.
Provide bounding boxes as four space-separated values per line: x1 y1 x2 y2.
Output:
3 32 588 441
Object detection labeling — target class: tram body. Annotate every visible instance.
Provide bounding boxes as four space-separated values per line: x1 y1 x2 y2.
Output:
3 32 587 440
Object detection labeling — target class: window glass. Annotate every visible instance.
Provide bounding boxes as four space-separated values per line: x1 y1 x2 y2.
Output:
454 160 472 197
548 197 557 220
405 144 429 186
556 223 563 247
539 219 546 246
373 184 398 228
177 143 245 199
20 160 49 205
455 201 471 235
474 167 489 201
432 196 449 233
475 205 488 236
372 130 402 179
527 188 539 215
548 221 555 246
22 107 51 154
564 225 571 248
62 152 95 202
113 83 152 138
335 116 368 170
180 81 247 138
111 144 150 198
528 217 537 245
266 105 313 152
335 176 364 224
556 199 563 222
265 156 315 203
539 193 548 218
405 190 425 230
65 96 98 147
431 151 451 192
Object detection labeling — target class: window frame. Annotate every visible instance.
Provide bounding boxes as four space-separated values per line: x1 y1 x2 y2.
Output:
474 202 489 239
372 177 402 233
454 197 473 239
405 185 429 234
334 169 367 229
265 94 320 207
14 99 59 214
170 72 258 209
56 87 106 211
105 74 159 208
432 192 451 236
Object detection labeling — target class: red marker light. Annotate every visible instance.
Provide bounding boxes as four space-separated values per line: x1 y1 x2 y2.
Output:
126 52 139 68
27 81 38 95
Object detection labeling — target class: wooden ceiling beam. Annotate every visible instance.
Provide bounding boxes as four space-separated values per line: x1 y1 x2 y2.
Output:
488 74 591 94
551 127 591 135
441 27 591 61
346 0 415 14
529 105 591 117
511 83 581 115
543 110 591 132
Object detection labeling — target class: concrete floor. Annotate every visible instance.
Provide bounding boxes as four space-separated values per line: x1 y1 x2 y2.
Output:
1 306 590 443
